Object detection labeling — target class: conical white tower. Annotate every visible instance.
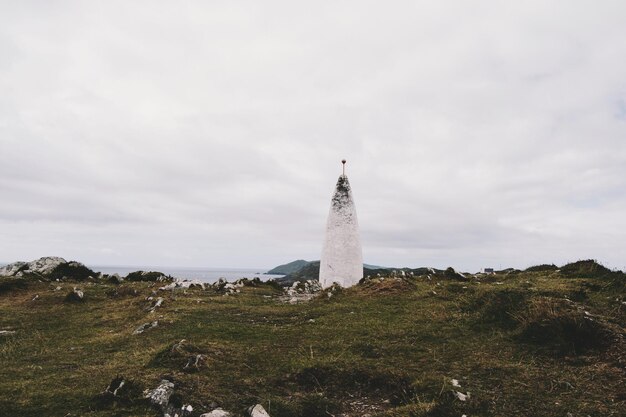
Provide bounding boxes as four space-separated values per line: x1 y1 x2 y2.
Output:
319 160 363 288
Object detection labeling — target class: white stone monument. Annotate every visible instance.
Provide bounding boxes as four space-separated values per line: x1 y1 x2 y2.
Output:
319 160 363 288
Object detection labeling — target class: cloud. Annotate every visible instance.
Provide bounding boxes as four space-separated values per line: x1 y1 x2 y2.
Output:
1 1 625 271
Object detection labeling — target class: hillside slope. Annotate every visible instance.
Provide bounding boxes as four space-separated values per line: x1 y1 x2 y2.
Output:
0 262 624 416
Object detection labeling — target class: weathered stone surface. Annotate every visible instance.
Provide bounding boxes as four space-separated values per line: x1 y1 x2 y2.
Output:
0 261 27 276
145 379 175 408
279 279 322 303
246 404 271 417
148 297 164 313
200 408 232 417
0 257 66 277
134 321 158 334
319 173 363 288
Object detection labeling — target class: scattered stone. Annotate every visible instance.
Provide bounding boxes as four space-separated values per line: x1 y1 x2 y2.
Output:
0 330 16 336
201 409 232 417
94 375 144 407
64 287 84 303
279 279 321 303
183 354 206 371
246 404 271 417
134 321 158 334
149 297 164 313
145 379 175 408
451 379 461 387
453 391 470 401
444 267 468 281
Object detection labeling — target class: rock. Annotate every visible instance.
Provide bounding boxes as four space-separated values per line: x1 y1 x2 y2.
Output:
0 330 16 336
64 287 84 303
94 376 143 407
201 409 232 417
148 297 164 313
453 391 470 401
183 354 206 371
134 321 158 334
107 273 123 284
0 261 27 276
444 267 468 281
127 271 173 282
0 257 66 277
0 257 98 281
246 404 271 417
145 379 175 408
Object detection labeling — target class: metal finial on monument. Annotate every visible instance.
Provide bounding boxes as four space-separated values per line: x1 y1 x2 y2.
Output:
342 159 346 176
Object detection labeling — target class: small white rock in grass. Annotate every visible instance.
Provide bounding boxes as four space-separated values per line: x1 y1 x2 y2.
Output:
201 408 232 417
0 330 17 336
453 391 470 401
451 379 461 387
149 297 164 313
246 404 271 417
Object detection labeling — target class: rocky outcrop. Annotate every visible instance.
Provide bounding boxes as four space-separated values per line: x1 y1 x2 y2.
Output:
0 257 97 281
126 271 174 282
280 279 322 304
0 257 67 277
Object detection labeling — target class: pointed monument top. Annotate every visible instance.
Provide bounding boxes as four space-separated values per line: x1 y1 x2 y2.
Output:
341 159 346 176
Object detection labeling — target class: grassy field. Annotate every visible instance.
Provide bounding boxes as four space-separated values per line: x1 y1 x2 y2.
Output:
0 265 624 417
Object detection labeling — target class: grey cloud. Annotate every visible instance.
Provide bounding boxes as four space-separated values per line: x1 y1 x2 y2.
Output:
1 1 625 271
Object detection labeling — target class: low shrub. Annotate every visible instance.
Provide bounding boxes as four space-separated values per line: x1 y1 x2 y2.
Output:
295 365 415 406
49 262 97 281
560 260 611 278
525 264 558 272
0 277 30 295
513 298 615 354
126 271 173 282
469 288 529 328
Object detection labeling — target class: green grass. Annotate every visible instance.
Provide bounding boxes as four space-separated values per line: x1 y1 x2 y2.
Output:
0 270 624 416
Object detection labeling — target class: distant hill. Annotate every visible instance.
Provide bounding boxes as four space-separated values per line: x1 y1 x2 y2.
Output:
266 260 311 275
273 263 445 287
267 260 387 277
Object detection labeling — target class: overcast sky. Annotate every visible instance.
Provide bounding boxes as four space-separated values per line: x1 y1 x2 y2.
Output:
1 1 625 271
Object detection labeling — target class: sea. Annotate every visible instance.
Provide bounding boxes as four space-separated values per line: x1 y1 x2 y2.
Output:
88 265 285 283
